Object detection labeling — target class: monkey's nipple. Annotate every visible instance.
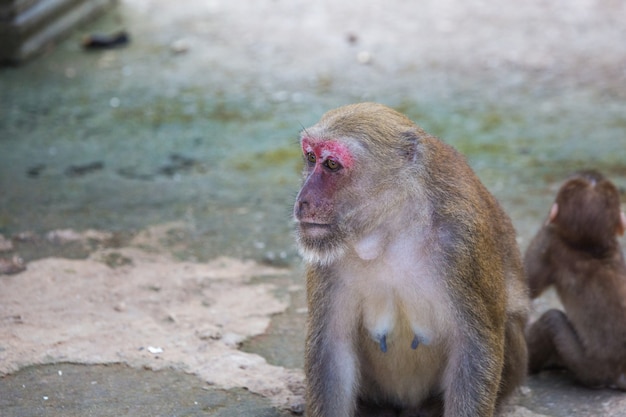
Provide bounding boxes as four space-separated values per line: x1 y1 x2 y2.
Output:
379 334 388 353
411 335 420 350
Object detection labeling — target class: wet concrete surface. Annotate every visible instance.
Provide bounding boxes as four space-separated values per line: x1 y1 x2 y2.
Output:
2 0 626 416
519 371 626 417
0 363 290 417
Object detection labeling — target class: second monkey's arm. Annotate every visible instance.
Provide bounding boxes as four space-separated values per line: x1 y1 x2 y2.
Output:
523 229 556 299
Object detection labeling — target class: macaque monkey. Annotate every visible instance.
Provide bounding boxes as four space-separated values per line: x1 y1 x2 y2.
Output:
525 170 626 390
293 103 528 417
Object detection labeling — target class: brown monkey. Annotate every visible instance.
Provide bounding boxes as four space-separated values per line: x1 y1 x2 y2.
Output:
293 103 528 417
525 170 626 390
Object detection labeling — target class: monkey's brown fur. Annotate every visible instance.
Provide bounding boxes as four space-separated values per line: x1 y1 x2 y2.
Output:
294 103 528 417
525 170 626 390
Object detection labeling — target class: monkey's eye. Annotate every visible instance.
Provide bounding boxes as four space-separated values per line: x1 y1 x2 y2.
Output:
306 152 316 164
324 159 342 171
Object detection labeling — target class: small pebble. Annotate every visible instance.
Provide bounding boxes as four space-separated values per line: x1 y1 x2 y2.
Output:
357 51 372 65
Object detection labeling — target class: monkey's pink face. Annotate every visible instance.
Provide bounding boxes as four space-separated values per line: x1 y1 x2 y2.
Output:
294 137 354 241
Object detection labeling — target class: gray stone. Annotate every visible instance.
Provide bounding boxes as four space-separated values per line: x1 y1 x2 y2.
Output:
0 0 116 63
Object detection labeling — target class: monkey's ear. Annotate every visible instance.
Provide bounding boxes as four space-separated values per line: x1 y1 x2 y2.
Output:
547 203 559 225
618 212 626 236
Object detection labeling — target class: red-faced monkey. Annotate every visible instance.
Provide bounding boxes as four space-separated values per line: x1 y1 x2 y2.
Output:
525 170 626 390
293 103 529 417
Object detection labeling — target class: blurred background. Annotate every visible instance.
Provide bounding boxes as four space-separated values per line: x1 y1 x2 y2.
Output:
2 0 625 262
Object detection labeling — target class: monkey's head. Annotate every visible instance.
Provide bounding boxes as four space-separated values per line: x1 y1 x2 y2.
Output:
293 103 426 265
549 170 626 250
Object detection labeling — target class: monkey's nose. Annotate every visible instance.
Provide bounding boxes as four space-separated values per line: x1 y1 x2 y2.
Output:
295 200 309 219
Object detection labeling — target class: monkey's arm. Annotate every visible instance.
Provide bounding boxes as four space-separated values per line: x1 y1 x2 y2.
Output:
444 299 504 417
305 331 357 417
305 268 359 417
524 230 555 299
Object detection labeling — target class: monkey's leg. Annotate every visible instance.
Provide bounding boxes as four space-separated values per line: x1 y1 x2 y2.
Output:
527 309 605 381
526 309 574 373
527 309 611 387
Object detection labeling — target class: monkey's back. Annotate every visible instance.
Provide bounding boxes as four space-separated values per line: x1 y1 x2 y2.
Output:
549 235 626 360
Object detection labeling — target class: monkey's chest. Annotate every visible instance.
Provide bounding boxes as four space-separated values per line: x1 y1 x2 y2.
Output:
359 288 435 351
337 235 455 404
350 256 453 348
349 269 454 404
351 230 453 347
356 288 451 405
